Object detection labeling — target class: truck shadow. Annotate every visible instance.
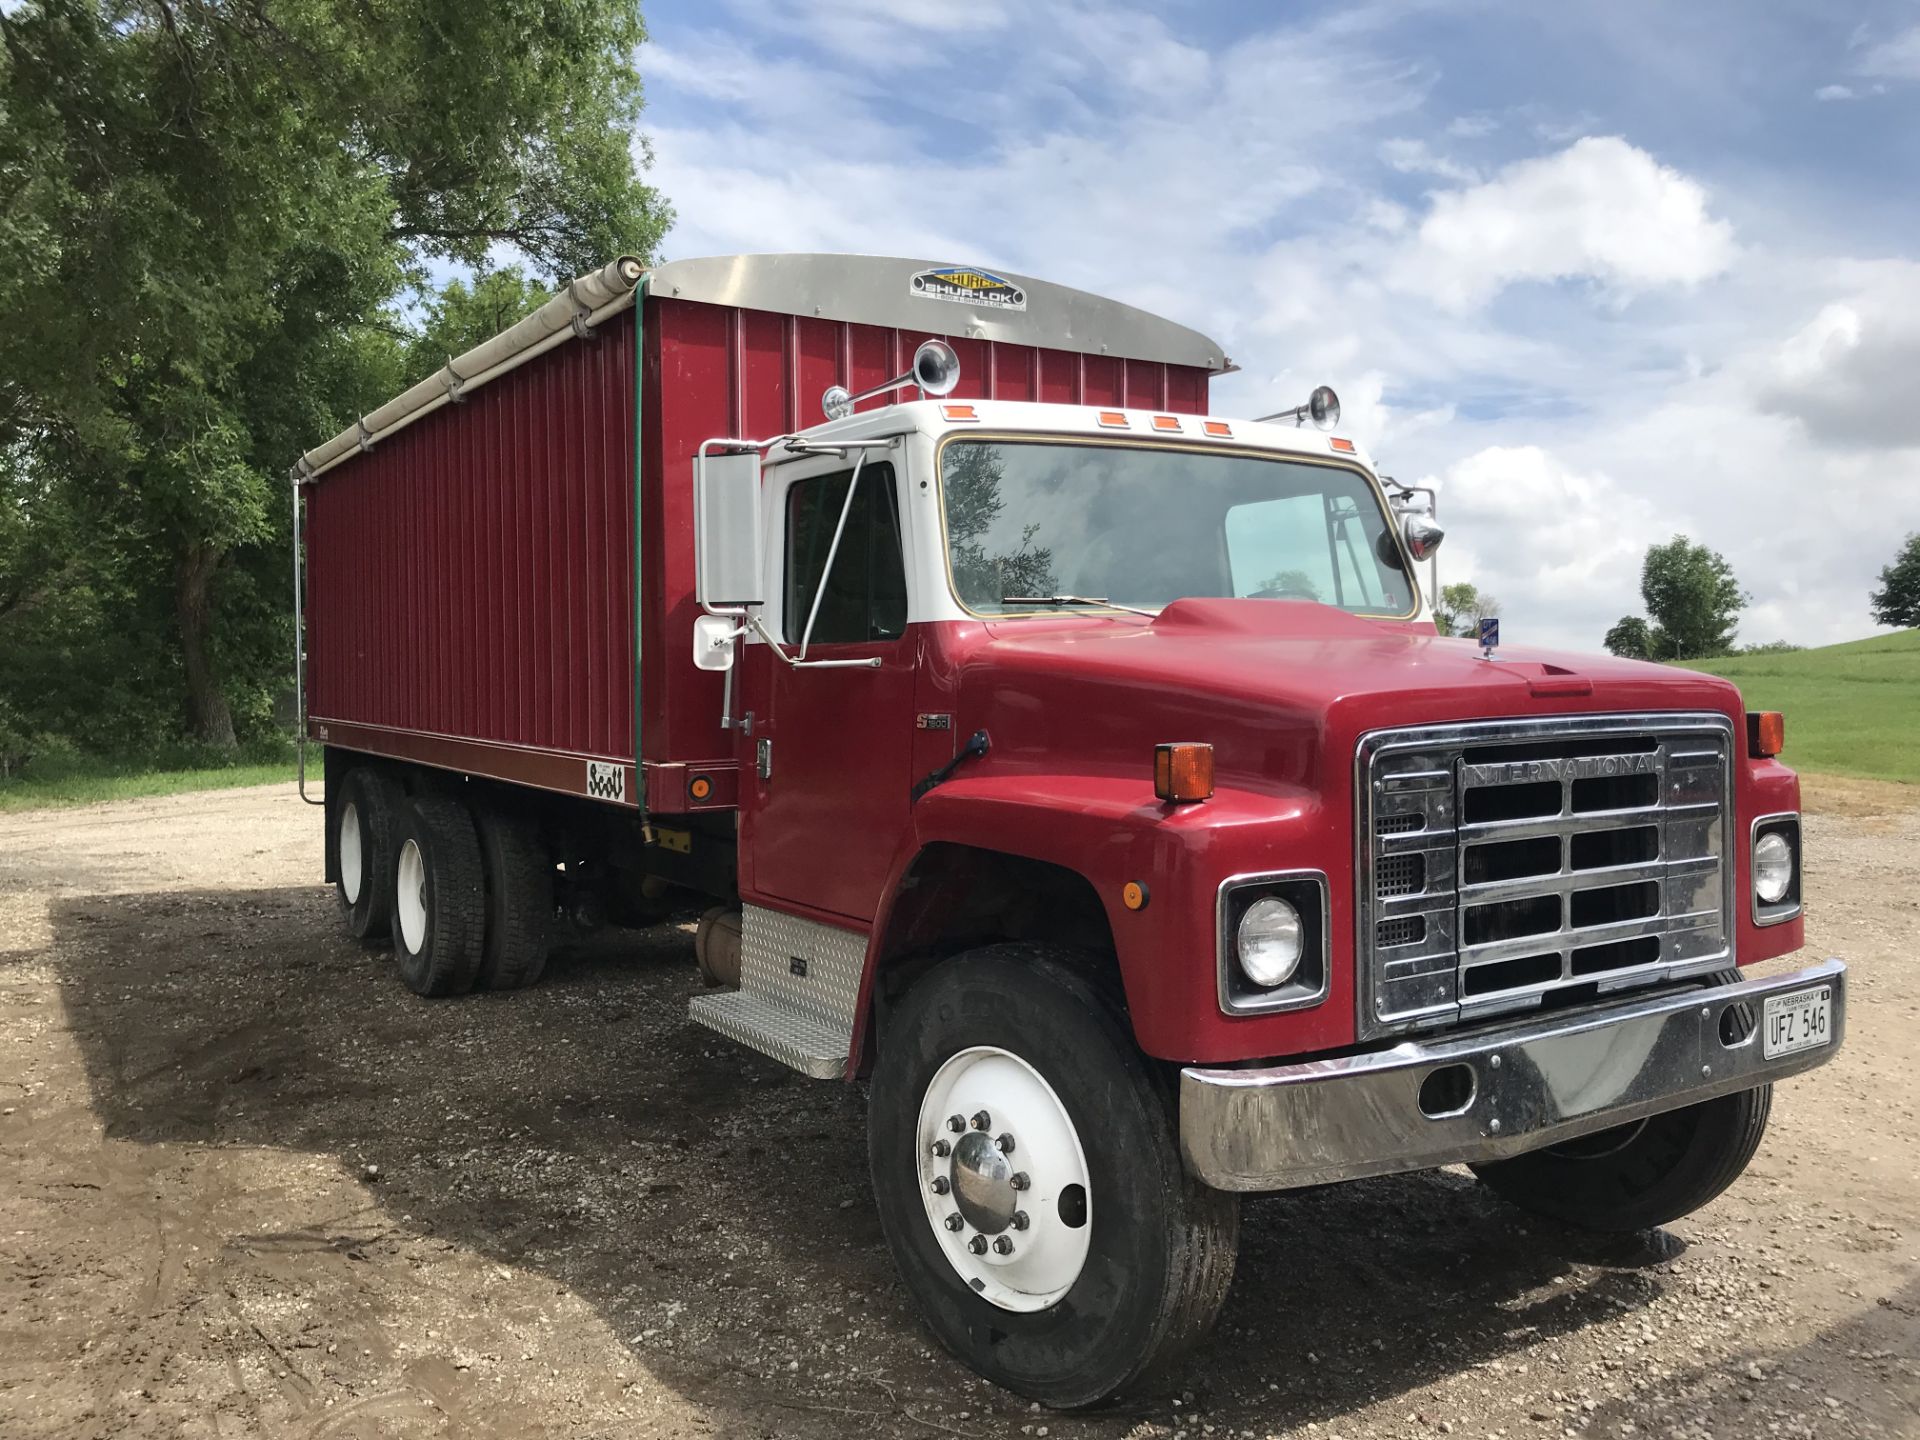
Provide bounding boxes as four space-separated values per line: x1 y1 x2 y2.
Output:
47 884 1681 1436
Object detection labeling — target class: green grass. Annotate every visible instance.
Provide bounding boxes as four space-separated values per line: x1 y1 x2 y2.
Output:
1679 629 1920 784
0 742 298 813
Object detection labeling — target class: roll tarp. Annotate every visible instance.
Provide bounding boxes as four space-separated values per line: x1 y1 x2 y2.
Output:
296 256 643 481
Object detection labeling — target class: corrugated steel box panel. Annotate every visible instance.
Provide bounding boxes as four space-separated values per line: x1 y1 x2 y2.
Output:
305 310 637 771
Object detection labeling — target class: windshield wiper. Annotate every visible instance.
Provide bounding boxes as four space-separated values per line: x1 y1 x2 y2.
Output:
1003 594 1156 618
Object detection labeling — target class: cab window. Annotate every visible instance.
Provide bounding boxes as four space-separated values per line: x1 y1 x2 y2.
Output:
784 462 907 644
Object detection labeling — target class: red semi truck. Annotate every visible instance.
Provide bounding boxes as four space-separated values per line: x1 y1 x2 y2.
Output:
293 252 1845 1407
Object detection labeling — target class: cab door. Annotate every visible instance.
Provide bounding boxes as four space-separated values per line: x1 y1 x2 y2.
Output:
737 456 916 921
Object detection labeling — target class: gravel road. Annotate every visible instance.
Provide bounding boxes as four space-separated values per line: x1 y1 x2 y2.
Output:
0 781 1915 1439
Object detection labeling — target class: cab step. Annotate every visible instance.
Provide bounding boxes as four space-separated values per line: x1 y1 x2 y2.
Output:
686 904 867 1079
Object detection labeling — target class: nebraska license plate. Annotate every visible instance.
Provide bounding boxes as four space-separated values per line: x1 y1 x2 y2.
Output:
1762 985 1832 1059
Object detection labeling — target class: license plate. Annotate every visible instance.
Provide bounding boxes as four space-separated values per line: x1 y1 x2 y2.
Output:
1762 985 1832 1059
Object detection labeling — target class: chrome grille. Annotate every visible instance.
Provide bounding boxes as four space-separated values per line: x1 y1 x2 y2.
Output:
1356 714 1733 1039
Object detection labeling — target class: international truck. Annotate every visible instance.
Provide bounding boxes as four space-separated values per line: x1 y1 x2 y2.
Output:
292 252 1846 1408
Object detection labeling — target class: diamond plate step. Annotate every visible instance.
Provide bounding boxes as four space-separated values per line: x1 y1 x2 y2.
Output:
688 990 848 1079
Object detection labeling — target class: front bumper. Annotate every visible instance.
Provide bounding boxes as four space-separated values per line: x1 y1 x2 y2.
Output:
1180 958 1846 1192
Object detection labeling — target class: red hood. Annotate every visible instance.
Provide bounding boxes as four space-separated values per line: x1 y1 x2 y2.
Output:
949 598 1744 794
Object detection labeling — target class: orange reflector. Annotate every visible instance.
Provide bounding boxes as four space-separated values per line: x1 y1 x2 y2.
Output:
1151 414 1182 432
1154 742 1215 804
689 775 713 801
1097 410 1129 428
1122 881 1150 911
1202 420 1232 438
942 403 978 422
1747 711 1785 758
1330 436 1356 453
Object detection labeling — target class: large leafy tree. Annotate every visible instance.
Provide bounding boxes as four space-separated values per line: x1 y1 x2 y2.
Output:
0 1 669 748
1602 535 1747 661
1869 532 1920 629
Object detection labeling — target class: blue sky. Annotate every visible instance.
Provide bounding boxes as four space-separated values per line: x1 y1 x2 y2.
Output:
633 0 1920 650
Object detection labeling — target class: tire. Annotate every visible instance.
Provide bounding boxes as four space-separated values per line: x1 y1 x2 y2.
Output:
867 945 1239 1409
1471 1084 1772 1232
334 768 401 942
474 809 552 991
389 795 486 997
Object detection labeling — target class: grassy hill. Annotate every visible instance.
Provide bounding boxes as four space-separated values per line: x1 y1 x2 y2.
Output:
1680 629 1920 784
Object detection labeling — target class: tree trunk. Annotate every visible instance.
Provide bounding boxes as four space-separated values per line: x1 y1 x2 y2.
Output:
175 541 236 748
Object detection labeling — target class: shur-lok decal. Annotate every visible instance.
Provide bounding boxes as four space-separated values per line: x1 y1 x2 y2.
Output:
910 266 1027 311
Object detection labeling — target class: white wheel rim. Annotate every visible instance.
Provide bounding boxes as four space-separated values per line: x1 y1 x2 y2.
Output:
915 1045 1092 1312
396 838 427 953
339 800 363 905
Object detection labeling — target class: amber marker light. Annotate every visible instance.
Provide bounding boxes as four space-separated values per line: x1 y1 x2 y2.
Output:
1154 742 1215 804
1747 711 1785 758
689 775 714 801
1151 414 1182 432
1330 436 1356 453
1122 881 1150 911
942 404 978 422
1202 420 1232 438
1097 410 1130 428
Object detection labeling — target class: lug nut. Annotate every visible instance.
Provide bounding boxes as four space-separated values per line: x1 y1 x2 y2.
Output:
944 1214 965 1232
946 1114 966 1133
1012 1211 1030 1230
931 1138 951 1157
993 1236 1014 1255
971 1110 992 1130
967 1235 989 1255
930 1176 950 1195
995 1133 1015 1153
1010 1171 1030 1191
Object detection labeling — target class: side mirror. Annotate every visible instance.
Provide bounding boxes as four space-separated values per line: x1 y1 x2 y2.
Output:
1402 514 1445 562
692 613 737 672
693 449 764 608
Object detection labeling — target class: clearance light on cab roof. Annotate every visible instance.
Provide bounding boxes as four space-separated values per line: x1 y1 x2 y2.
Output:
1202 420 1232 438
1154 742 1214 804
1151 415 1182 432
1097 410 1130 429
1330 437 1356 453
941 404 978 422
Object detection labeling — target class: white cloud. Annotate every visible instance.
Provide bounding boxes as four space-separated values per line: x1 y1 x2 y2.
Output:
1380 137 1478 184
1391 137 1737 312
1753 264 1920 449
1426 446 1667 650
1815 83 1857 101
1857 24 1920 80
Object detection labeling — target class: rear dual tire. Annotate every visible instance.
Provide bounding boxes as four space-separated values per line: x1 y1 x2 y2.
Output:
391 796 487 997
334 768 401 942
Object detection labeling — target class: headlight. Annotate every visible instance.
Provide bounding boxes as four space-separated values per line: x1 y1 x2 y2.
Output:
1754 830 1794 905
1237 896 1304 988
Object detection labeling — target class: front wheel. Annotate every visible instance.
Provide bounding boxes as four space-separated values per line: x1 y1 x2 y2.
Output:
867 946 1238 1409
1471 1084 1772 1232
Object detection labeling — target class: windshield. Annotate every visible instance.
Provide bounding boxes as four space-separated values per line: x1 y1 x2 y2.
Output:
939 439 1416 617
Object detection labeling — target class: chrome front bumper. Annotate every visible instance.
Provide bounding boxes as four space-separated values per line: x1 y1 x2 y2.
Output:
1180 959 1846 1192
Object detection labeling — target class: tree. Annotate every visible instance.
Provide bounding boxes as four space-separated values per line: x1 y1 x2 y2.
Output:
1602 615 1654 660
1638 535 1747 660
1869 532 1920 629
1434 581 1498 637
0 2 670 747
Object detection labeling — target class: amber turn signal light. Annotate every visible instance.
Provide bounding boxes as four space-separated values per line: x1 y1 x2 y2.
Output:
1154 743 1214 803
1747 711 1785 758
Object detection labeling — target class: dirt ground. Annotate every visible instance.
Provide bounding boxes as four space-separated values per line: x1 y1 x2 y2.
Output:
1 783 1916 1440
